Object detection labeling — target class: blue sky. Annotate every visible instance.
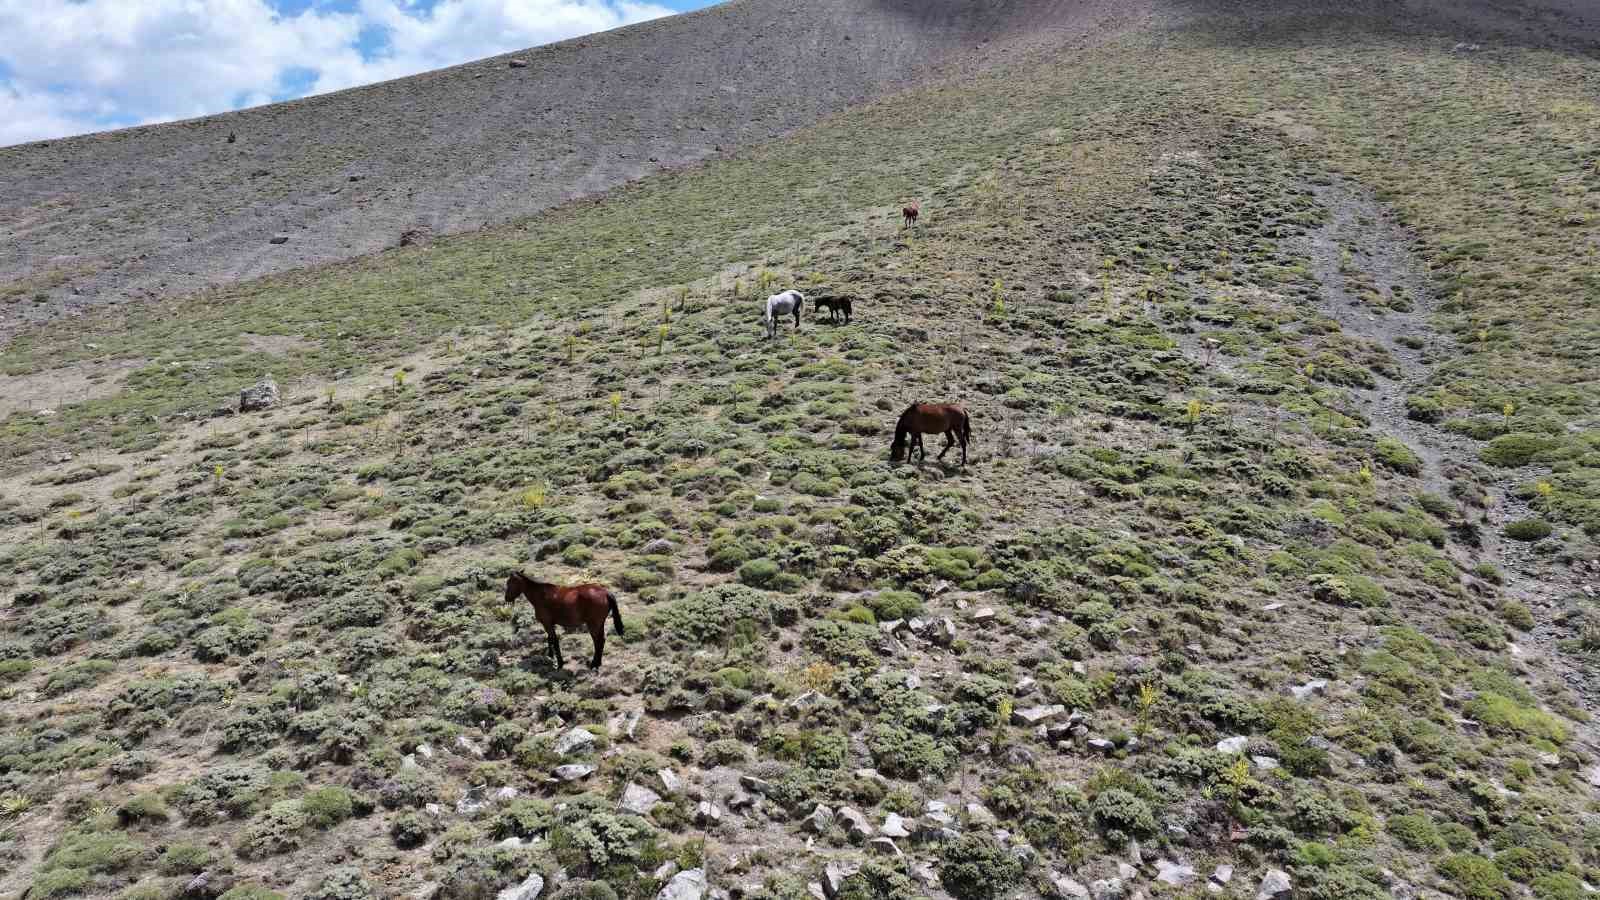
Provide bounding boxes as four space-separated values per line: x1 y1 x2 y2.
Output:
0 0 714 147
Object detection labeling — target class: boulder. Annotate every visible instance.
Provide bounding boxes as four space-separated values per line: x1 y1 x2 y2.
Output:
1052 875 1091 900
620 783 662 815
268 233 289 244
1012 704 1067 726
867 837 902 856
695 801 722 826
822 861 861 899
1289 679 1329 701
739 775 774 795
554 764 595 781
971 607 997 624
497 872 545 900
838 806 873 841
644 538 674 554
1156 862 1197 887
508 58 528 68
1087 738 1115 754
1216 736 1249 754
1251 755 1280 772
238 376 279 413
555 727 597 756
1090 879 1124 900
964 802 996 825
881 813 912 838
657 769 684 795
932 618 958 646
804 805 835 834
1210 865 1233 886
658 869 707 900
1257 869 1292 900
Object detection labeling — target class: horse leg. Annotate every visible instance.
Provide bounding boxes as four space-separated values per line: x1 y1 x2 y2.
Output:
938 429 955 461
960 431 968 466
545 623 562 668
589 622 605 670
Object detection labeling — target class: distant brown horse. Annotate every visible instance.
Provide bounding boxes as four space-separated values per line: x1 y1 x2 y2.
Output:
902 201 920 227
504 573 625 670
889 402 971 466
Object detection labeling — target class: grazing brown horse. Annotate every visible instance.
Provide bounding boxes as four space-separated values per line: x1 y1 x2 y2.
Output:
813 296 853 324
889 402 971 466
902 201 920 227
504 573 625 670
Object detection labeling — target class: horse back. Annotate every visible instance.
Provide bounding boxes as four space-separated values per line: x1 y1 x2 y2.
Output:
531 583 610 628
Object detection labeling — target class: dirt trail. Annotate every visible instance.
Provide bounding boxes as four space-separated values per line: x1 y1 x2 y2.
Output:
1299 178 1599 729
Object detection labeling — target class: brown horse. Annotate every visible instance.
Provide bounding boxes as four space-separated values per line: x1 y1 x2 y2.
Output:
504 573 625 670
902 201 920 227
889 402 971 466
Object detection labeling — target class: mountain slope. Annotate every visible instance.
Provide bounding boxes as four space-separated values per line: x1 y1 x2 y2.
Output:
0 0 1151 344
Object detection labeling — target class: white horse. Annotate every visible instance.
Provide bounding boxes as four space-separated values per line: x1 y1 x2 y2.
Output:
763 289 804 340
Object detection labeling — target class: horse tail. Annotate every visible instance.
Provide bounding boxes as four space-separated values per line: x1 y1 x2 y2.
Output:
607 592 625 636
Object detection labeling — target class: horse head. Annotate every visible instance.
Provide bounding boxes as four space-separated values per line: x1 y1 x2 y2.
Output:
504 572 527 602
889 436 906 462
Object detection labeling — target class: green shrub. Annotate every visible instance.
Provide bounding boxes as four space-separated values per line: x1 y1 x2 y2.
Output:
41 830 141 874
156 842 214 875
1374 438 1423 476
1504 519 1553 542
1388 814 1445 852
306 868 375 900
1439 822 1477 851
1437 854 1511 900
302 786 355 828
1481 434 1562 468
1530 873 1585 900
1464 693 1567 743
865 590 923 621
737 558 780 587
236 800 308 859
30 869 90 898
217 887 287 900
1089 788 1156 845
115 792 170 827
938 834 1024 900
1498 601 1534 631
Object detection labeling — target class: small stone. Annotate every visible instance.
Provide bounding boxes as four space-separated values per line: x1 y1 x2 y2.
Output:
1211 865 1234 885
1118 862 1137 881
508 58 528 68
964 802 996 825
1216 736 1249 754
881 813 912 838
1015 677 1038 696
497 872 545 900
1251 755 1280 772
971 607 996 624
838 806 873 840
658 769 683 795
854 768 888 784
803 804 835 833
643 538 673 554
910 862 938 888
495 787 520 803
694 801 722 826
1166 823 1190 843
1053 874 1091 900
456 735 485 759
620 782 662 815
867 837 901 856
655 862 680 881
554 764 595 781
1257 869 1292 900
425 803 443 817
657 868 706 900
457 786 490 818
932 617 957 646
1262 603 1284 612
1071 661 1087 676
1156 861 1197 887
1538 752 1561 767
787 691 825 709
268 233 289 244
555 727 596 756
1087 738 1115 753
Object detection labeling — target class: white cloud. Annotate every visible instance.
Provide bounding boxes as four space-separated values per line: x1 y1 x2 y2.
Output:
0 0 675 147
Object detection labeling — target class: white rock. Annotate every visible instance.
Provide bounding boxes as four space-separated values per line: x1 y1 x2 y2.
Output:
1118 862 1138 881
838 806 873 840
1538 752 1561 767
1087 738 1115 753
695 801 722 826
1262 603 1284 612
822 861 860 899
1053 874 1091 900
1013 704 1067 726
971 607 996 624
1015 677 1038 696
554 764 595 781
1289 679 1329 701
881 813 912 838
1090 878 1124 900
658 769 683 795
1212 865 1234 885
1251 755 1280 771
1217 736 1249 754
555 727 597 756
657 868 707 900
965 802 996 824
1257 869 1292 900
497 872 545 900
1156 861 1197 887
804 805 835 833
455 735 485 759
620 782 662 815
415 744 435 760
867 836 901 856
654 862 679 881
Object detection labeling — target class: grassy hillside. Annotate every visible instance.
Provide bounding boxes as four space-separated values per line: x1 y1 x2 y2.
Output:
3 9 1600 900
